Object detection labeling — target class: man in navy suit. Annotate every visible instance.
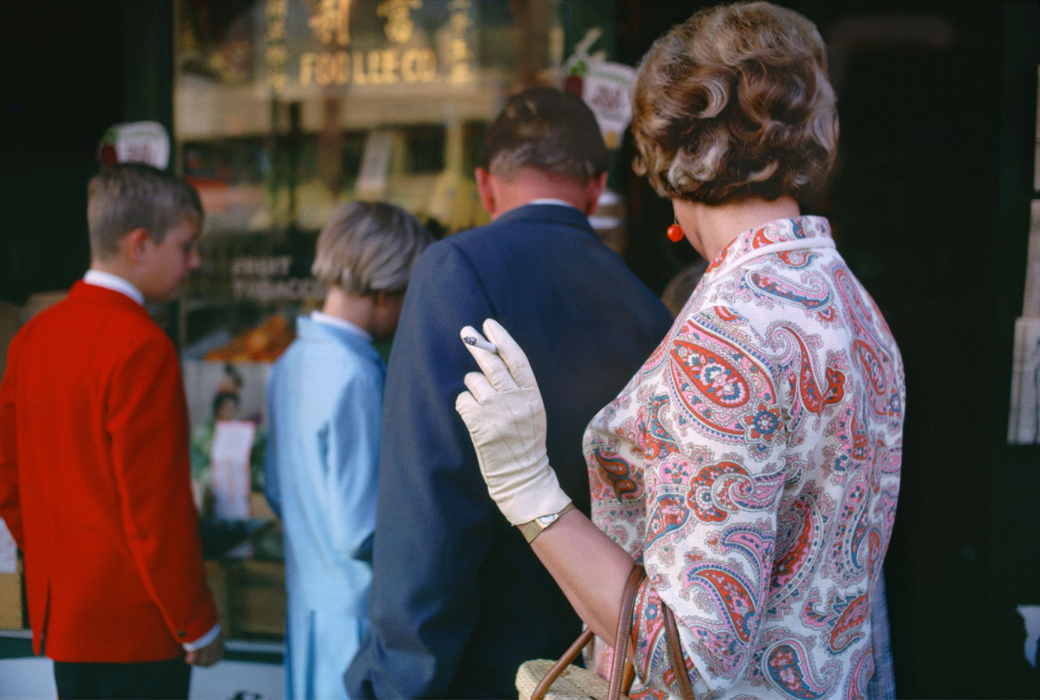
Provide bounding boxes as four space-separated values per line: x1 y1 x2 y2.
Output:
344 87 674 699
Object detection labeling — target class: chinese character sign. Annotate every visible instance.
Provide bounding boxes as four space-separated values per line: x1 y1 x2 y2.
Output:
309 0 354 46
378 0 421 44
258 0 478 91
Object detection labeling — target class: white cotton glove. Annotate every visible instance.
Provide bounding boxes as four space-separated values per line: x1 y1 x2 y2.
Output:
455 319 572 526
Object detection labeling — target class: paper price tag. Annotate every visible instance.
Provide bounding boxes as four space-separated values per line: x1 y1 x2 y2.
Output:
356 131 395 195
98 121 170 169
211 420 257 521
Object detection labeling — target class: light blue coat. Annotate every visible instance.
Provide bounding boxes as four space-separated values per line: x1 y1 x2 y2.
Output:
265 314 384 700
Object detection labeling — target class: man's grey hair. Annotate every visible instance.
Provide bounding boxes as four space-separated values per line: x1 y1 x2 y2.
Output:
312 201 434 295
482 87 610 183
87 164 202 259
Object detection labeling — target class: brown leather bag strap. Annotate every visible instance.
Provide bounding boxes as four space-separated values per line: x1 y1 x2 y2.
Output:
531 628 596 700
620 657 636 696
607 565 646 700
531 565 646 700
662 603 696 700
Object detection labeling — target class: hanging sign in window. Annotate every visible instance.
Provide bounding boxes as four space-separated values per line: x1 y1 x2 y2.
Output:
262 0 476 93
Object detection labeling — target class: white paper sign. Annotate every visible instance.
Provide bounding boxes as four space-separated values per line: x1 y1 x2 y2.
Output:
356 131 395 195
210 420 256 520
582 62 636 150
1007 199 1040 444
1007 317 1040 445
112 121 170 169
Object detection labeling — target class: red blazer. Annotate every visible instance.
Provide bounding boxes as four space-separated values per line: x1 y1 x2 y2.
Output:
0 282 217 662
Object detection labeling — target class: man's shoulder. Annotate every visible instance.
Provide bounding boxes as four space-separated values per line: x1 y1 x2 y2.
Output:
76 298 174 363
17 293 159 346
407 233 484 292
420 221 500 260
102 306 172 355
8 296 174 394
416 208 593 274
456 206 586 241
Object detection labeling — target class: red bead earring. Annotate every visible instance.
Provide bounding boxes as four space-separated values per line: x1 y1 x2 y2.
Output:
666 220 685 243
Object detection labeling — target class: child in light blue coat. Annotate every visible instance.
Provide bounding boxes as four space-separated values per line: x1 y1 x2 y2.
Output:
264 202 433 700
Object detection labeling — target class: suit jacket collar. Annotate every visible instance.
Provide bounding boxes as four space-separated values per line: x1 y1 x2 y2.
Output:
494 202 598 239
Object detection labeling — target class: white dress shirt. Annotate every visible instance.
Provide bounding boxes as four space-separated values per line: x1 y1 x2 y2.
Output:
311 311 373 343
528 198 579 209
83 269 145 306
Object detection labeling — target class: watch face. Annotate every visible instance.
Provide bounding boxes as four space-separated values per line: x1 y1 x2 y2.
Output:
536 513 557 527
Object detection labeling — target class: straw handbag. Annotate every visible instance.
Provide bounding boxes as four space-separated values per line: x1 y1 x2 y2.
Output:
516 566 696 700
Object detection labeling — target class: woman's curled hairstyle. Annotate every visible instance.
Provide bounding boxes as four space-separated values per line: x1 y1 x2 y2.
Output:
632 1 839 205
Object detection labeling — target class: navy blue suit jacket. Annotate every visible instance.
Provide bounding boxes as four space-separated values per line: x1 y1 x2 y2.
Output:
344 203 673 698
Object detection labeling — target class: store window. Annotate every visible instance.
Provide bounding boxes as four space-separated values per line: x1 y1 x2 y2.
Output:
175 0 563 343
173 0 563 638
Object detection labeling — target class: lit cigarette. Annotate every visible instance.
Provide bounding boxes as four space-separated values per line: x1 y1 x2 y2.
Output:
463 335 499 354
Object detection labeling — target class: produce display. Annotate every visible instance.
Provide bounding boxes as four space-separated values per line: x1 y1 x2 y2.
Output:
204 315 294 363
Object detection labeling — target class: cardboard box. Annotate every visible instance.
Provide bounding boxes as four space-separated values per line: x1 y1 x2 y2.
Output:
0 561 25 629
204 560 231 633
250 491 277 521
232 560 286 637
205 557 286 638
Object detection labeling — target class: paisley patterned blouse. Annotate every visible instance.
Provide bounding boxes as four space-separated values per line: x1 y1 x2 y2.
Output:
584 217 905 699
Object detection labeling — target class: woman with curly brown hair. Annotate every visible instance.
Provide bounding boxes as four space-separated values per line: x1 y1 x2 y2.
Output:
455 3 905 698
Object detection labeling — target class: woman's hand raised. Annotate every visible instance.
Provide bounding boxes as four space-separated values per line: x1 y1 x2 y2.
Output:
455 319 571 526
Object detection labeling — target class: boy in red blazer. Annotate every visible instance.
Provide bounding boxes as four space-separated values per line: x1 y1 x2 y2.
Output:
0 164 224 699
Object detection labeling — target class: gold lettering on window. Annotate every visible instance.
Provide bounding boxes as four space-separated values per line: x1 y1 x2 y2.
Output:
446 0 474 85
270 73 288 91
377 0 422 44
296 24 442 88
267 16 285 41
309 0 354 47
301 51 353 87
352 51 369 85
300 53 315 86
400 49 437 83
335 51 350 84
315 52 334 85
265 45 289 66
381 49 400 84
265 0 291 92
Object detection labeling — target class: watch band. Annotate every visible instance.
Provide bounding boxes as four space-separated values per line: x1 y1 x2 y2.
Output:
519 502 575 544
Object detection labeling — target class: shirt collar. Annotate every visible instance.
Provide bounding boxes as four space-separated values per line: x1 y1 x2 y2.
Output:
702 216 833 283
527 198 579 210
83 270 145 306
310 311 372 343
495 200 597 237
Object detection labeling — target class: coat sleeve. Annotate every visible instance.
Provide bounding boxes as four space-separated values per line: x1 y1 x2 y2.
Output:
587 306 786 698
0 332 23 549
324 369 383 563
344 241 497 698
107 333 218 645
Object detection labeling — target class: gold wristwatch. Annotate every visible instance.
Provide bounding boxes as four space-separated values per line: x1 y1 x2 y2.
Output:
519 502 575 544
